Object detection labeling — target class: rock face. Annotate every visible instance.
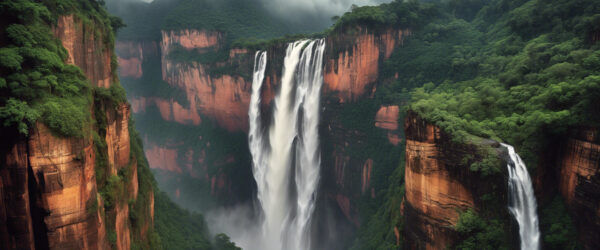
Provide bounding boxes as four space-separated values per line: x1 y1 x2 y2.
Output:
375 105 403 145
557 128 600 249
116 41 159 79
402 112 508 249
160 30 250 132
52 15 114 88
0 15 154 250
0 138 36 250
324 29 409 102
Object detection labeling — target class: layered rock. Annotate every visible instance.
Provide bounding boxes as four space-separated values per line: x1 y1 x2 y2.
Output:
403 111 508 249
557 128 600 249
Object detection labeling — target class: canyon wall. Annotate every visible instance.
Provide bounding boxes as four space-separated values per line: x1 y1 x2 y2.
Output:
324 28 409 102
118 27 410 212
160 30 249 131
557 128 600 249
1 15 153 250
52 15 114 88
402 111 509 249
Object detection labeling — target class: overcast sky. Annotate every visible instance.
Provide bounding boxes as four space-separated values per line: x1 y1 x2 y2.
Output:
262 0 391 16
137 0 392 16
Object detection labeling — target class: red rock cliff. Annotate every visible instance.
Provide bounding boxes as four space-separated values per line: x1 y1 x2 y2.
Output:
557 128 600 249
160 30 250 131
324 29 409 102
52 15 114 88
116 41 159 79
1 15 154 250
403 112 508 249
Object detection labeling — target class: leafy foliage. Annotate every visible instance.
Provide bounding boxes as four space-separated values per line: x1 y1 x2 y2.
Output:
454 210 508 249
539 196 579 249
0 0 122 137
406 0 600 166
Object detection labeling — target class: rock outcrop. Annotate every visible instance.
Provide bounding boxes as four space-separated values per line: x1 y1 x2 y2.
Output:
160 30 250 131
403 111 509 249
324 29 409 102
52 15 114 88
1 15 154 250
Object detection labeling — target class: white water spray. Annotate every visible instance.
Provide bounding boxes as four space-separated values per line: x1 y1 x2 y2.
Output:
248 39 326 250
502 143 540 250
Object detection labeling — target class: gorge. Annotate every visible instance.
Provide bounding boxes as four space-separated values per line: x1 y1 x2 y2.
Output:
1 0 599 249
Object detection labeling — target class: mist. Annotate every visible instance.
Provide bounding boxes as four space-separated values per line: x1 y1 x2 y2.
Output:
261 0 393 19
112 0 394 29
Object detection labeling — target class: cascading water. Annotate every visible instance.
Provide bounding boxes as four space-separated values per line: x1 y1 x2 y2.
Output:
502 143 540 250
248 39 326 250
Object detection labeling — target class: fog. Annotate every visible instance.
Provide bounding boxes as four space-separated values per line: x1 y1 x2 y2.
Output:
118 0 394 24
261 0 393 19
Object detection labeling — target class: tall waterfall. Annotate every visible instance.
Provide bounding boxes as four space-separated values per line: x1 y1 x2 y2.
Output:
502 143 540 250
248 39 326 250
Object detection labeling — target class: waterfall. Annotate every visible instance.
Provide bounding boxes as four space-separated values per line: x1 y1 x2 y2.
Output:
502 143 540 250
249 51 268 212
248 39 326 250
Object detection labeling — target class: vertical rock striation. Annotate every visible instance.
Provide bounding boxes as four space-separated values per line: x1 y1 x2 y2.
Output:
1 15 154 250
403 111 508 249
558 128 600 249
324 29 409 102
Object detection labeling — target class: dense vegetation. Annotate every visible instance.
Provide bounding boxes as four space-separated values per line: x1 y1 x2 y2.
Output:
0 1 243 249
328 0 596 248
404 0 600 167
101 0 597 248
0 0 120 137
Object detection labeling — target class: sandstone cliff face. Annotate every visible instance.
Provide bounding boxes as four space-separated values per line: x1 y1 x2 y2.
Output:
116 41 159 79
324 29 409 102
29 123 107 249
52 15 114 88
0 138 36 250
375 105 403 145
160 30 250 132
1 15 154 250
557 128 600 249
403 112 508 249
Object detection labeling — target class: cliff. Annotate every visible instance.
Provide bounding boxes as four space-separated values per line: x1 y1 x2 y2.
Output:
402 112 510 249
324 28 409 102
52 15 115 88
160 30 249 131
557 128 600 249
1 14 154 250
117 26 410 212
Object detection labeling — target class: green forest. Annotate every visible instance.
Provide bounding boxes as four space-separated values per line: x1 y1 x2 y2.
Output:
2 0 598 249
0 1 239 249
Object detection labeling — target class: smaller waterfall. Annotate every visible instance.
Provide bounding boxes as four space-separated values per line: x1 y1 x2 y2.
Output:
502 143 540 250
